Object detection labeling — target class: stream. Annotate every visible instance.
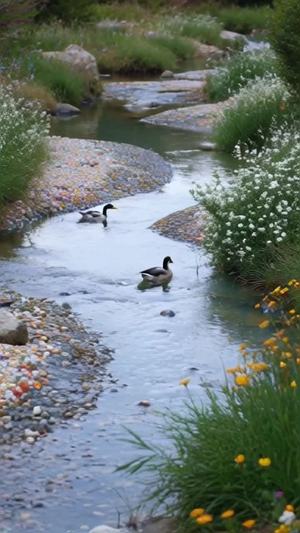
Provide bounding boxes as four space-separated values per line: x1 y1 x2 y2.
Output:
0 100 264 533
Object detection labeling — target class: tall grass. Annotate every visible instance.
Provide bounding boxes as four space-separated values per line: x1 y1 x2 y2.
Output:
206 49 278 102
214 75 290 153
0 86 49 206
218 6 273 34
121 285 300 531
165 14 223 47
30 55 88 105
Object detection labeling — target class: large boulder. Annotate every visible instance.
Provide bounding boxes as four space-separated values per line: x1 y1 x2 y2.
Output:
0 309 28 345
42 44 99 81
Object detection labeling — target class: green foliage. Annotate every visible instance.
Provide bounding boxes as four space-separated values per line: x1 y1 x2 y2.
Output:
39 0 96 22
218 6 273 34
121 298 300 532
214 75 290 153
89 2 148 21
206 49 278 102
193 125 300 280
272 0 300 94
150 35 195 60
0 86 49 206
30 55 88 105
166 14 223 47
0 0 40 29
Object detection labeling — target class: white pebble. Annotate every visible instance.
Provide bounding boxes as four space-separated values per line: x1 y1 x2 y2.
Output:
26 437 35 444
33 406 42 416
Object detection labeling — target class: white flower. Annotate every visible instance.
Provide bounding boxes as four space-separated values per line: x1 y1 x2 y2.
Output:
278 511 296 526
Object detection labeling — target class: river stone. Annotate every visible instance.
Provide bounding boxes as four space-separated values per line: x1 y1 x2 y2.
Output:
160 70 174 79
42 45 99 81
160 310 176 317
221 29 246 42
89 527 129 533
142 517 177 533
0 309 28 345
53 103 81 116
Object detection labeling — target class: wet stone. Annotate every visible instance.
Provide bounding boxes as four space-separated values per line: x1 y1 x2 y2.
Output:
160 310 176 317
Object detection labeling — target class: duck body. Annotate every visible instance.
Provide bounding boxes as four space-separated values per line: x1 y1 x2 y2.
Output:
78 203 117 226
140 256 173 286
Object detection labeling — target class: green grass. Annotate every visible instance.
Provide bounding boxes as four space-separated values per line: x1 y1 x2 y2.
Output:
89 2 150 22
214 75 289 153
0 87 49 207
150 35 195 61
165 14 223 47
121 300 300 532
30 55 88 105
206 49 278 102
218 6 273 34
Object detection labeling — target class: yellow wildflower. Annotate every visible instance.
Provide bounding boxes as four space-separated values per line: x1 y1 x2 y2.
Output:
239 343 248 352
263 337 277 348
190 508 205 519
286 505 294 512
235 374 250 387
268 300 278 310
280 361 287 369
280 287 289 295
196 514 213 525
275 525 290 533
234 454 245 464
254 303 260 309
221 510 235 519
179 378 190 387
290 381 297 388
288 279 297 286
248 362 269 373
271 286 282 296
282 337 290 344
258 457 271 467
297 358 300 365
259 320 270 329
289 309 296 315
242 519 256 529
226 366 241 375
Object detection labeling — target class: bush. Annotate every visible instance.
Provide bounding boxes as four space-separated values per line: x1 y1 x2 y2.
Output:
39 0 96 22
206 49 278 102
218 5 273 34
30 55 88 105
151 35 195 61
214 74 290 153
192 126 300 280
122 285 300 532
272 0 300 95
0 86 49 206
0 0 40 30
14 81 57 112
166 14 223 47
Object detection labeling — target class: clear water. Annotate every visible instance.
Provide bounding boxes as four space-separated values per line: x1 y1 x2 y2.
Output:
0 102 262 533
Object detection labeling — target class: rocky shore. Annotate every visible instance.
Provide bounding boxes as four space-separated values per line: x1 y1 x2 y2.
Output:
151 205 205 245
0 136 172 235
0 291 113 446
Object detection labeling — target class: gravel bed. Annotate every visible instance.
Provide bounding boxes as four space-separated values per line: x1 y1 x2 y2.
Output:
0 291 113 445
151 205 205 245
0 136 172 235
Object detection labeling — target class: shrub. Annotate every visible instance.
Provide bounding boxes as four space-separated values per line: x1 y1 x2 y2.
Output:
218 5 273 34
30 55 88 105
272 0 300 95
214 74 290 153
192 126 300 280
166 14 223 47
151 35 195 61
206 49 278 102
0 0 40 29
89 2 148 21
14 81 57 112
0 86 49 206
39 0 96 23
121 285 300 532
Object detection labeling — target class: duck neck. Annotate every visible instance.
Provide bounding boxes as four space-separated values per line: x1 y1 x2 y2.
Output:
163 258 170 270
102 206 108 216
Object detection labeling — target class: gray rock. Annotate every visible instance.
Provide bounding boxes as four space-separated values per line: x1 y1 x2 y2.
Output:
96 20 130 31
221 29 246 42
0 309 28 345
160 310 176 317
42 44 99 81
53 103 81 116
32 406 42 416
160 70 174 79
89 527 129 533
173 69 217 81
199 141 217 151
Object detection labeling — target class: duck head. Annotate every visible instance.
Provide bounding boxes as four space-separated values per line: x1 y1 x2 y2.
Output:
102 203 117 215
163 256 173 269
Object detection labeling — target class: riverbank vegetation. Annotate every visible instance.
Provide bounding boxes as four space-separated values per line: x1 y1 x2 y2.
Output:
122 284 300 532
0 86 49 206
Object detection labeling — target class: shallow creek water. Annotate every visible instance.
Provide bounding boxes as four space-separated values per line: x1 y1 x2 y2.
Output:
0 102 264 533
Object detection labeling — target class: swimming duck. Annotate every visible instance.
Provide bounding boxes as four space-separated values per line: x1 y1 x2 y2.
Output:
140 256 173 285
78 203 117 226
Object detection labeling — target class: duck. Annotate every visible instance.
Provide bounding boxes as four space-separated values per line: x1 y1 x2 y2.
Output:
140 256 173 285
78 203 117 226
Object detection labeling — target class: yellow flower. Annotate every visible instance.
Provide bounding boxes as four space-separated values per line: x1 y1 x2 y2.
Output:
280 361 287 369
190 508 205 519
234 454 245 464
258 457 271 467
288 279 297 286
259 320 270 329
254 303 260 309
297 358 300 365
263 337 277 348
268 300 278 310
242 519 256 529
227 366 240 375
290 380 297 388
289 309 296 315
282 337 290 344
280 287 289 295
285 505 294 512
283 352 292 359
179 378 190 387
271 286 282 296
221 510 235 519
275 525 290 533
196 514 213 525
239 343 248 351
248 362 269 373
235 374 250 387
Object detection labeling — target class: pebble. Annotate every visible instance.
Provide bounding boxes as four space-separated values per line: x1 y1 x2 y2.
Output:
33 405 42 416
160 309 176 317
138 400 151 407
26 437 35 444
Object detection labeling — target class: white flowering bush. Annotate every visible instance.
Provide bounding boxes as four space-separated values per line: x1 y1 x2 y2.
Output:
206 49 278 102
214 74 291 153
193 126 300 278
0 86 49 205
